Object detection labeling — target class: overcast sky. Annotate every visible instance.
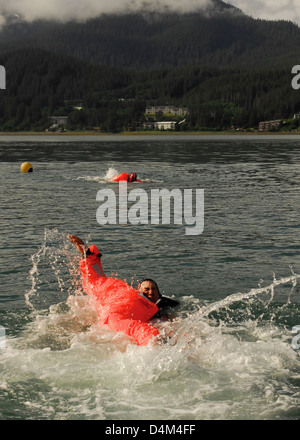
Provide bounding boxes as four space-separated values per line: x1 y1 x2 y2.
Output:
230 0 299 25
0 0 299 26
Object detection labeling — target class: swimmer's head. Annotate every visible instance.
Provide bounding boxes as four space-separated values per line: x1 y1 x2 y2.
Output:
129 173 137 182
138 278 161 303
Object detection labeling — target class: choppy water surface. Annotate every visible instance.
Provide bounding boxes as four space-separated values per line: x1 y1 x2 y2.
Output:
0 136 299 420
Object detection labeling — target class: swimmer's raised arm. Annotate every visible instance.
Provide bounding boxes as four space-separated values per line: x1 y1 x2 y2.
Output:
68 235 88 254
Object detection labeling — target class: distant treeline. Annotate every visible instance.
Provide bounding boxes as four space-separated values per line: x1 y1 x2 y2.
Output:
0 48 299 132
1 11 300 70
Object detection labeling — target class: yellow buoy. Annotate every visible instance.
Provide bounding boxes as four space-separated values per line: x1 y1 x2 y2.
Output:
20 162 33 173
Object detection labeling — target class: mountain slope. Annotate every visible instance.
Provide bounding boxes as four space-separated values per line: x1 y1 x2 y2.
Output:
0 2 299 132
0 3 299 69
0 47 299 132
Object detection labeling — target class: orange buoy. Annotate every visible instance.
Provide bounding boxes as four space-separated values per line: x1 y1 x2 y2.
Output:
20 162 33 173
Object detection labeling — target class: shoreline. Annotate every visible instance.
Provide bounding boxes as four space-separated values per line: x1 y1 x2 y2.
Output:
0 130 300 142
1 129 300 136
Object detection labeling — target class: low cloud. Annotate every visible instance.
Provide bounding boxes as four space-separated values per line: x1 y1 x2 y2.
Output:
0 0 212 24
0 0 298 26
229 0 300 25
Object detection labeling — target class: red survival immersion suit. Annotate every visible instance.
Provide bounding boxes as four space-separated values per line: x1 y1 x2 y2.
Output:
79 244 160 345
112 173 142 182
112 172 131 182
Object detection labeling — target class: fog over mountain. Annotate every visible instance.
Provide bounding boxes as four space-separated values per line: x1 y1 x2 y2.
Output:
0 0 218 24
0 0 298 26
229 0 300 26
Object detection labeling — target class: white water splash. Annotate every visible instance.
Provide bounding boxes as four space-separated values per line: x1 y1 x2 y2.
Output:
200 272 300 319
75 167 119 183
75 167 162 184
25 228 90 311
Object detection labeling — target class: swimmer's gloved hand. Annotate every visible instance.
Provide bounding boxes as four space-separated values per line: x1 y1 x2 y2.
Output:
69 235 103 260
68 235 88 254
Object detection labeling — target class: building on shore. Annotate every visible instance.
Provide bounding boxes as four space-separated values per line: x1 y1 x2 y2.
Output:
258 120 283 131
48 116 69 126
155 121 177 130
145 106 189 116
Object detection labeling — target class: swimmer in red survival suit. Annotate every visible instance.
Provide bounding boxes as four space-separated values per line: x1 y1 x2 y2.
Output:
112 172 142 183
69 235 160 346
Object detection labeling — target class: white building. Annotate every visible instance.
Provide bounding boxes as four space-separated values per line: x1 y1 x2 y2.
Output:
48 116 68 125
146 106 189 116
155 121 177 130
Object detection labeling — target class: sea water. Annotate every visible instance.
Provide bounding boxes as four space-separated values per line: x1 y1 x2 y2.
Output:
0 136 299 420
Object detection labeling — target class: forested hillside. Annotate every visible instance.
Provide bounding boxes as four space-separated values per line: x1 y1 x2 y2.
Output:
0 3 299 132
0 8 299 69
0 48 298 132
